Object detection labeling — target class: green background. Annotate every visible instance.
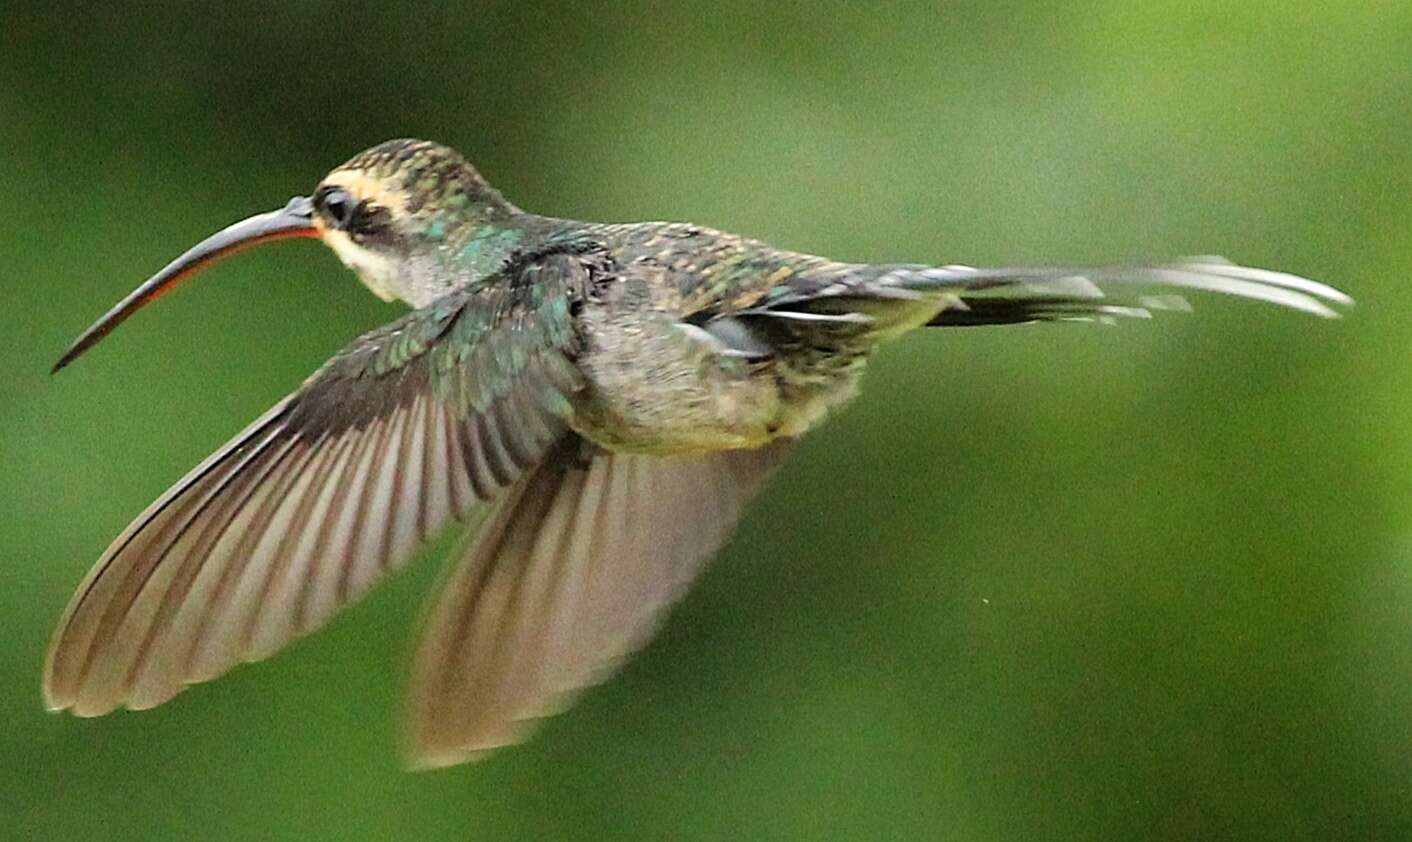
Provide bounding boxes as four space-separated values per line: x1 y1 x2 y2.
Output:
3 3 1409 839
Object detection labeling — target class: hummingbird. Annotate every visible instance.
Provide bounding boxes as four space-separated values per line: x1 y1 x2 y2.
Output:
44 138 1350 768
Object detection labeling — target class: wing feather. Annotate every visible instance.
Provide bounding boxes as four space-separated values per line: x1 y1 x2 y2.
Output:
45 248 591 716
406 437 792 768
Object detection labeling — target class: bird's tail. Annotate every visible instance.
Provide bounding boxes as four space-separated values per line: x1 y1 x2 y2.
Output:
886 257 1350 327
698 257 1349 361
740 257 1348 332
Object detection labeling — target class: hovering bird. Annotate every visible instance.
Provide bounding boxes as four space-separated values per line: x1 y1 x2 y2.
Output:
44 138 1350 768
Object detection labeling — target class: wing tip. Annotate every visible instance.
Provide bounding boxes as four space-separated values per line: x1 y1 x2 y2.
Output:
41 635 79 714
402 723 510 771
403 747 489 772
41 688 70 714
49 694 122 718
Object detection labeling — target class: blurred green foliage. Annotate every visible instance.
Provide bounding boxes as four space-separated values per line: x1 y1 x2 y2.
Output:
3 2 1410 839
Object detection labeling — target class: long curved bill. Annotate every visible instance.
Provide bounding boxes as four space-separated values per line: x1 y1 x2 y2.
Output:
53 195 318 373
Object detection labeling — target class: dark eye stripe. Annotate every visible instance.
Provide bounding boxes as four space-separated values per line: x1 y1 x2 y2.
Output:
314 186 358 230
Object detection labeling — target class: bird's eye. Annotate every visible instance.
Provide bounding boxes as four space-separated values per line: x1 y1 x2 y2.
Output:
317 187 358 230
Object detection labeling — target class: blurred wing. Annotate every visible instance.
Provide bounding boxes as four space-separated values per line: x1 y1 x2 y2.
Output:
407 437 791 768
44 250 588 717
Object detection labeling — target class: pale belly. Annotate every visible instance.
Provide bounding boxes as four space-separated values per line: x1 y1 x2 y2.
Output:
568 306 860 454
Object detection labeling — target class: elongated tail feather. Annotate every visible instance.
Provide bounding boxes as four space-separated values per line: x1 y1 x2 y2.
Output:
736 257 1349 336
899 258 1352 326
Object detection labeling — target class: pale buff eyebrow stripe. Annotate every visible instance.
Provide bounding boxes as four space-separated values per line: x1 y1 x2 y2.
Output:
321 170 409 215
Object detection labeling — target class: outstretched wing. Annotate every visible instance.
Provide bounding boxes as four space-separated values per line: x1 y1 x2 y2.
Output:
44 249 588 717
406 437 792 768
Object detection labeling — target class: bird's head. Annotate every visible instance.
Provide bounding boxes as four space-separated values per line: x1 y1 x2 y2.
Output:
311 139 521 303
54 139 520 372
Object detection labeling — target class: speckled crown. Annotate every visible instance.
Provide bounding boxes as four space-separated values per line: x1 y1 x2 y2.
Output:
336 138 509 213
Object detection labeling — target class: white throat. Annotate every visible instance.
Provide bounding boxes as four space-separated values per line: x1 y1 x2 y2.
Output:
322 229 400 303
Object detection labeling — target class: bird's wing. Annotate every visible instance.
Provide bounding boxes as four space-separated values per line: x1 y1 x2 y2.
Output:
406 436 792 768
44 249 589 717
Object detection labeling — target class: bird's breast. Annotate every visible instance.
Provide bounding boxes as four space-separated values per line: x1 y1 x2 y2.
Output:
566 296 782 454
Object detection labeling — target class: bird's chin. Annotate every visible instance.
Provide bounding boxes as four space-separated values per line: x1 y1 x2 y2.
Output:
320 228 400 303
